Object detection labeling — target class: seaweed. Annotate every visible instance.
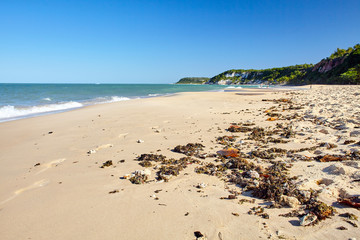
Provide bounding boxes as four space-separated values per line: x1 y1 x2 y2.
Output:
139 160 152 167
173 143 205 157
344 140 356 145
100 160 113 168
306 201 335 221
252 162 299 202
315 155 347 162
157 165 183 181
137 154 166 162
339 212 358 221
129 172 148 184
227 125 252 133
216 136 236 146
249 148 287 160
248 127 266 141
248 206 269 219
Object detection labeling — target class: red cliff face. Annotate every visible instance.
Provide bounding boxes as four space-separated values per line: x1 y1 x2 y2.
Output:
312 57 346 73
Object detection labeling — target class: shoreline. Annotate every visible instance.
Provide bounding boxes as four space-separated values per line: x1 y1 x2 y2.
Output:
0 84 302 124
1 85 360 239
0 84 230 123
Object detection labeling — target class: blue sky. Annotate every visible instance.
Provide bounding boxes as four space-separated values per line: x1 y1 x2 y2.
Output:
0 0 359 83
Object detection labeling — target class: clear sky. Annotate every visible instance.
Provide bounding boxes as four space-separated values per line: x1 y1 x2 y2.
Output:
0 0 359 83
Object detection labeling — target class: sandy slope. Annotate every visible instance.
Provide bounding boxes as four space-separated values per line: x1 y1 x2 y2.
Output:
0 86 359 240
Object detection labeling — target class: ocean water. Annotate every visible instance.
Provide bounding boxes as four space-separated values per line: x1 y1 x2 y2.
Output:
0 83 253 122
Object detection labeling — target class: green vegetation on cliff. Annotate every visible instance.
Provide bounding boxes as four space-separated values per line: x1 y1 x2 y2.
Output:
177 44 360 85
176 77 209 84
208 64 312 85
291 44 360 85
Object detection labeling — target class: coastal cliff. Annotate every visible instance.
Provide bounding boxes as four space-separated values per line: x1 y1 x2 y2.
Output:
176 44 360 85
176 77 209 84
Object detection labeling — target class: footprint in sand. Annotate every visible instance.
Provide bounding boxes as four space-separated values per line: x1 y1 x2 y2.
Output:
118 133 128 139
88 144 114 154
151 127 162 133
95 144 114 150
0 179 50 205
36 158 66 175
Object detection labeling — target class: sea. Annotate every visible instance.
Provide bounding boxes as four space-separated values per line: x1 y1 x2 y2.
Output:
0 83 261 122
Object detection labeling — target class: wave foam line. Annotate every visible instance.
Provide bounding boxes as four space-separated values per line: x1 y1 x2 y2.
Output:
91 96 131 104
0 101 83 119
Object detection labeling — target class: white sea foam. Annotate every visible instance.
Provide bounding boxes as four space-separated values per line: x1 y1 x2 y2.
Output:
99 96 130 103
42 97 52 101
107 96 130 102
226 86 242 89
0 102 83 120
148 93 161 97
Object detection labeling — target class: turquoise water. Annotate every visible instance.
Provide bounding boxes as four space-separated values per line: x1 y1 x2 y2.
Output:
0 83 263 122
0 83 240 122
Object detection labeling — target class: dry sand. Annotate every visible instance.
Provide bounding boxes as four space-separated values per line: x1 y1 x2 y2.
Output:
0 85 360 240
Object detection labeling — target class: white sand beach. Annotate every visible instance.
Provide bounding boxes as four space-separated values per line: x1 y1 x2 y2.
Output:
0 85 360 240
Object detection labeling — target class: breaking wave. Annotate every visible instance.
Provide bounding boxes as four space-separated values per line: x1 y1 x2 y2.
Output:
0 102 83 120
92 96 130 104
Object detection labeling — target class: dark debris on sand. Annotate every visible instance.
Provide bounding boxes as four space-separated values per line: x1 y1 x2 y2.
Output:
124 97 350 227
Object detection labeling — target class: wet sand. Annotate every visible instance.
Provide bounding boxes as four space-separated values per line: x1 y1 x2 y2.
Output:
0 85 359 239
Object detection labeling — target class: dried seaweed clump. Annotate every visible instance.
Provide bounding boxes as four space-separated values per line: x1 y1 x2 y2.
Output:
252 162 299 202
249 148 287 160
225 157 257 171
248 127 266 141
276 124 296 138
275 98 293 104
139 161 152 167
157 165 183 181
248 206 269 219
159 157 199 181
162 156 200 166
195 163 226 177
137 154 166 168
315 154 347 162
313 152 360 162
137 154 199 182
100 160 113 168
227 125 252 133
137 154 166 162
344 140 356 145
173 143 205 157
262 98 292 104
267 137 290 144
216 136 236 146
129 172 148 184
304 201 335 224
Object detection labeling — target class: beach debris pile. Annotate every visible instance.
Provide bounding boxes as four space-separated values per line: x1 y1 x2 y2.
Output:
216 136 237 146
123 86 360 231
130 153 201 183
173 143 206 158
227 124 253 133
137 154 166 167
129 169 151 184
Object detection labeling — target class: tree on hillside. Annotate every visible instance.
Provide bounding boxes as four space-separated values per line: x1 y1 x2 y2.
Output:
340 64 360 84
